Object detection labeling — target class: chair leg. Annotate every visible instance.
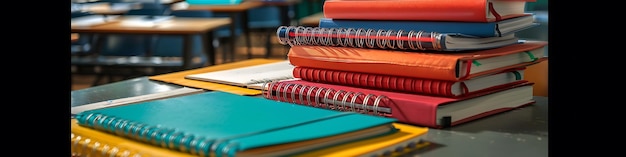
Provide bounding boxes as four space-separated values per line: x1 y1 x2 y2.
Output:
264 28 273 58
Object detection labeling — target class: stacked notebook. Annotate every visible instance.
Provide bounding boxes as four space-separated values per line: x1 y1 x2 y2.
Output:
71 91 430 156
265 0 547 128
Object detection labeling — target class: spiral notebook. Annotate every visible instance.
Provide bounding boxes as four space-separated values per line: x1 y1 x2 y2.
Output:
276 26 520 51
292 66 527 98
184 60 295 90
74 91 398 157
262 79 535 128
71 119 197 157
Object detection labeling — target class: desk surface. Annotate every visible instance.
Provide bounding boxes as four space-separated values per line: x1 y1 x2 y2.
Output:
70 76 548 157
71 16 231 34
299 12 323 26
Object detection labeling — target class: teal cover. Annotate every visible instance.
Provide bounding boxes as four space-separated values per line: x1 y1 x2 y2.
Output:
75 91 397 156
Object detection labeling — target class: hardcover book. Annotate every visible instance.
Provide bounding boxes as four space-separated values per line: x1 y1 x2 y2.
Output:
74 91 398 157
287 41 548 81
262 79 535 128
277 26 520 51
318 15 538 37
292 66 527 97
323 0 536 22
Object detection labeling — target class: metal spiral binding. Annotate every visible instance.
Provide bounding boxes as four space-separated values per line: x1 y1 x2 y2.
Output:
263 82 393 115
79 112 245 157
70 133 141 157
277 26 443 51
247 76 294 85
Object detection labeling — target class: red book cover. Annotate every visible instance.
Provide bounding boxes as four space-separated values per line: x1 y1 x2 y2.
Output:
323 0 536 22
293 66 528 97
287 41 548 81
262 79 535 128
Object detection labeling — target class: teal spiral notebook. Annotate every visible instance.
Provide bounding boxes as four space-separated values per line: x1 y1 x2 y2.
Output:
74 91 398 157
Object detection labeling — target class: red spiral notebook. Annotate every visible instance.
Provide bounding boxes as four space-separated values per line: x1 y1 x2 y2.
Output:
262 79 535 128
323 0 536 22
293 66 528 98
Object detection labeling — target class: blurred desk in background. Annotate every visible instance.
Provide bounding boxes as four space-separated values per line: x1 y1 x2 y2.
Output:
172 1 264 61
299 11 322 26
71 16 231 68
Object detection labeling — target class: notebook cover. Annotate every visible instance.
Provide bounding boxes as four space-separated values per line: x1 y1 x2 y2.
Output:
148 58 284 95
75 91 398 156
71 119 197 157
318 15 538 37
263 79 534 128
287 41 548 81
292 66 528 97
292 123 429 157
323 0 536 22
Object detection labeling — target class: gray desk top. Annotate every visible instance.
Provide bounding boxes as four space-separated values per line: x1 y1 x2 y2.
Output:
71 76 548 157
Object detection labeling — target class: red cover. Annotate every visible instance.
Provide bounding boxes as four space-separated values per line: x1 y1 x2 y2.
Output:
323 0 536 22
262 79 535 128
293 66 528 97
287 41 548 81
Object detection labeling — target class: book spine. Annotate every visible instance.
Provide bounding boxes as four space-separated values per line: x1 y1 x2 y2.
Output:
277 26 447 51
262 81 394 117
74 113 239 157
293 66 457 97
318 18 496 37
71 133 138 157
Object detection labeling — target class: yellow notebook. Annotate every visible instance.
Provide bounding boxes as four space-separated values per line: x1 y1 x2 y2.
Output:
71 119 196 157
293 123 430 157
148 58 285 96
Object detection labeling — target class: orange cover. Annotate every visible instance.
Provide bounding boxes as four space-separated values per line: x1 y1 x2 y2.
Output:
323 0 535 22
287 41 548 81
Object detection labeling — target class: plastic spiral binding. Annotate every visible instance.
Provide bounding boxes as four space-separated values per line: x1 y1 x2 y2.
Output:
71 133 140 157
261 81 393 116
276 26 445 51
75 113 247 157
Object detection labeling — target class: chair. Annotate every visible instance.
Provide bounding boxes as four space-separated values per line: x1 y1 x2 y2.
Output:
71 11 97 55
247 6 283 58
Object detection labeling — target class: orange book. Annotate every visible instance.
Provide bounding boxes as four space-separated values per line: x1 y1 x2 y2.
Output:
323 0 536 22
287 41 548 81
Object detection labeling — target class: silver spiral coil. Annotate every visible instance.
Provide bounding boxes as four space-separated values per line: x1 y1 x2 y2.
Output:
262 81 392 115
277 26 443 51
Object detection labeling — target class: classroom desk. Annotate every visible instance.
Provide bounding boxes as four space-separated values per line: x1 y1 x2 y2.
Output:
71 33 80 42
70 76 549 157
71 16 231 68
171 1 264 61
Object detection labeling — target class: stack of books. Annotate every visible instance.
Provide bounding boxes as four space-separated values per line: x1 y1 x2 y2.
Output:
266 0 547 128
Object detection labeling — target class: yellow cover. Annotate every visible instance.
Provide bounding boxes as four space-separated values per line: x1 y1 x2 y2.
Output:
293 123 430 157
148 58 285 96
71 119 196 157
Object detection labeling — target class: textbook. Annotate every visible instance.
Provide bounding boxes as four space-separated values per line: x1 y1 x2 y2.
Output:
276 26 520 51
71 119 197 157
293 66 527 97
74 91 398 157
185 60 295 90
149 58 285 95
323 0 536 22
318 15 538 37
262 79 535 128
287 41 548 81
293 123 430 157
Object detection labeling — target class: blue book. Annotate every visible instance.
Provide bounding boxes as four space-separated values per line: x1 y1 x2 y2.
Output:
74 91 398 157
318 15 539 37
